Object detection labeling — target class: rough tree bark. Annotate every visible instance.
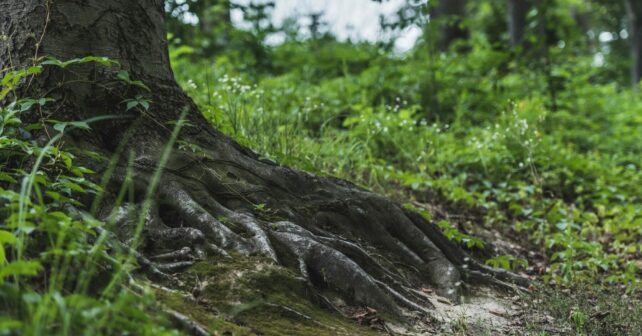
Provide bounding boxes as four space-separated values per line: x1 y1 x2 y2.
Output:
507 0 530 49
625 0 642 87
0 0 526 321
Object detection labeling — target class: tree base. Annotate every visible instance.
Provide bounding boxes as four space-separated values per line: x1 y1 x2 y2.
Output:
93 130 527 322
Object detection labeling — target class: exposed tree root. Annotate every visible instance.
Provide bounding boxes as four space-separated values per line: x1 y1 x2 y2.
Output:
166 309 211 336
128 279 210 336
90 137 529 322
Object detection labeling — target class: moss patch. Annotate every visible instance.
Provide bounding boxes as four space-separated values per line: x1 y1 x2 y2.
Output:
157 256 383 335
157 290 255 335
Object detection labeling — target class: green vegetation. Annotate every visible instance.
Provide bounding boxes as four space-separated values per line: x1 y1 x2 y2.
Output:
0 59 180 335
172 31 642 291
524 284 642 335
2 0 642 334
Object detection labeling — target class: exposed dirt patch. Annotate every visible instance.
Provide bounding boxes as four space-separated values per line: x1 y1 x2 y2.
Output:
382 287 526 335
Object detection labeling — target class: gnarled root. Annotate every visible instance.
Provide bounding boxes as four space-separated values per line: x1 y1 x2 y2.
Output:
94 137 528 321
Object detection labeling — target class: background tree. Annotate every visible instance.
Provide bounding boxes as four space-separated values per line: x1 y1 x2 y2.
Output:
431 0 469 51
625 0 642 87
507 0 530 48
166 0 232 54
165 0 275 74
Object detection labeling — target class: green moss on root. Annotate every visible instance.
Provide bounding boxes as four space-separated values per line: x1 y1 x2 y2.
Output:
156 290 256 335
157 256 384 335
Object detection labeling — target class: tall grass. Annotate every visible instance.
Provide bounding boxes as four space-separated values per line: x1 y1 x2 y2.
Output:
0 60 187 335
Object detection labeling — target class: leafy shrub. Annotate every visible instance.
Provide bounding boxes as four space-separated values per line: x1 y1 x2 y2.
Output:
1 59 178 335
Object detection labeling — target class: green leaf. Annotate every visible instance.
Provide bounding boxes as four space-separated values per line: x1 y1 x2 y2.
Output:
77 56 118 67
0 232 9 264
0 318 22 332
0 172 17 183
22 292 42 304
116 70 150 91
27 66 42 75
69 121 91 130
117 70 131 82
50 120 90 134
130 80 150 91
53 123 67 133
126 100 139 111
0 231 17 245
41 58 64 67
0 260 42 282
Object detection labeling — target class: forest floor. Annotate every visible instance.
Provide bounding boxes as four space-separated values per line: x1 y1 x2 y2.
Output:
163 37 642 334
384 225 642 335
430 227 642 336
124 174 641 336
150 193 642 336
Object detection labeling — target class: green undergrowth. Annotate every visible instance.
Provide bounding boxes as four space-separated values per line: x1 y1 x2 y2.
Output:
525 284 642 335
172 35 642 292
1 58 182 335
159 256 384 336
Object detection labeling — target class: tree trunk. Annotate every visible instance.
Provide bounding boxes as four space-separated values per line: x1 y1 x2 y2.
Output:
507 0 530 48
431 0 469 51
625 0 642 87
200 0 231 32
1 0 525 321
